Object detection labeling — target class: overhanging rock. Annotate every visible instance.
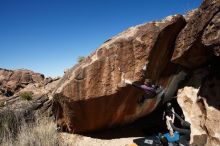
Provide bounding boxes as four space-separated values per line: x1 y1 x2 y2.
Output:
52 15 186 133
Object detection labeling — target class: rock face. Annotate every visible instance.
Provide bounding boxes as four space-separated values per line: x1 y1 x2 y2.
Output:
202 11 220 56
172 0 220 145
177 61 220 146
53 15 186 132
0 68 44 98
172 0 220 68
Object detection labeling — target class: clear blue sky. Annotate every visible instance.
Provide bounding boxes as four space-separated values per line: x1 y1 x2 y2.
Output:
0 0 202 77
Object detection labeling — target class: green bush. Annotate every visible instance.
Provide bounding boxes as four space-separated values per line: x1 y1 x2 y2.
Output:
19 92 33 101
77 56 85 63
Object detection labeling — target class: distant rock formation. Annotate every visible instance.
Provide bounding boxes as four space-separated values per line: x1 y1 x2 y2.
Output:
0 68 44 98
0 68 60 121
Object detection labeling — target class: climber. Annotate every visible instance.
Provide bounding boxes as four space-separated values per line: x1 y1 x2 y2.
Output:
124 79 163 104
163 102 175 137
170 112 191 137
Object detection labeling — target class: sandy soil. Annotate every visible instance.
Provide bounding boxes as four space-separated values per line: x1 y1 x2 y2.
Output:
60 133 140 146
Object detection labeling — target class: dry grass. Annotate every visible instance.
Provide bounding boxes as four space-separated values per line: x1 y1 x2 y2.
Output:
0 101 5 108
14 119 61 146
0 109 67 146
0 109 22 144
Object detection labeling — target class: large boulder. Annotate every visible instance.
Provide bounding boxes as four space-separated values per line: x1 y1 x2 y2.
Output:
53 15 186 133
172 0 220 68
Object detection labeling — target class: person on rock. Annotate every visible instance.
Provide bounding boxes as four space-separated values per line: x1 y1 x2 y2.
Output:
163 102 175 137
170 111 191 143
124 79 163 104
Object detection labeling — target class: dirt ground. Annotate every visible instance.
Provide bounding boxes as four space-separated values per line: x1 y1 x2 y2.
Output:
60 132 140 146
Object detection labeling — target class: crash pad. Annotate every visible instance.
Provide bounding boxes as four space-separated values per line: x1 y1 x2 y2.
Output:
163 131 180 142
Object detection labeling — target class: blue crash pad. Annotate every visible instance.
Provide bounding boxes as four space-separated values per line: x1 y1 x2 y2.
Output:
163 131 180 142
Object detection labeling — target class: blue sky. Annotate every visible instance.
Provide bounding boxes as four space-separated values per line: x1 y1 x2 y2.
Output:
0 0 202 77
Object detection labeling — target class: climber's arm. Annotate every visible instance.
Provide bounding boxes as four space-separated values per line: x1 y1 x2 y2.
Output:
131 82 146 90
155 86 163 94
124 79 146 91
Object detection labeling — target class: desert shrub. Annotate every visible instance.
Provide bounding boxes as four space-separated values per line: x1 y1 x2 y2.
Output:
1 116 66 146
77 56 85 63
19 92 33 101
0 102 67 146
0 101 5 108
14 118 61 146
0 110 67 146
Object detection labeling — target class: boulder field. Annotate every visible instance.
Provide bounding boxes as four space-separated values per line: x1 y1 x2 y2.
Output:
0 68 44 98
0 68 60 121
